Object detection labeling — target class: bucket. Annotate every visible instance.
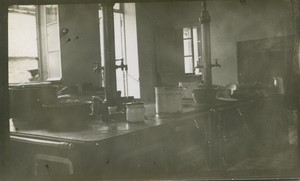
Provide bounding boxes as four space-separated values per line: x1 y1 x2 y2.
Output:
155 87 183 114
126 102 145 122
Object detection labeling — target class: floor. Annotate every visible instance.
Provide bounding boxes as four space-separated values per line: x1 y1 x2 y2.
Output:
228 114 298 171
228 145 298 170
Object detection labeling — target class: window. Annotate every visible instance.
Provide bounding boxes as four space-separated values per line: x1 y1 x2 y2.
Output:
183 26 202 75
39 5 62 81
99 3 128 96
8 5 39 83
9 4 132 96
8 5 62 83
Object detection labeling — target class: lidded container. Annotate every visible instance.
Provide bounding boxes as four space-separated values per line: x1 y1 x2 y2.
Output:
126 102 145 122
155 87 183 114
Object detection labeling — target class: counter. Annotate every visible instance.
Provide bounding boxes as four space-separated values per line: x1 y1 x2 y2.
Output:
9 98 264 179
10 100 204 143
10 99 257 142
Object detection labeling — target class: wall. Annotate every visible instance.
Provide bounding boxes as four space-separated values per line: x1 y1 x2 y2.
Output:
208 0 293 86
135 2 204 102
136 0 293 102
136 2 183 102
59 4 101 86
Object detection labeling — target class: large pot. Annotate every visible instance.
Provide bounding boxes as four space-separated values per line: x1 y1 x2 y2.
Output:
9 82 57 120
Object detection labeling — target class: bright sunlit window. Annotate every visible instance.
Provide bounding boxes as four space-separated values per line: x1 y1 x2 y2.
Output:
8 5 62 83
183 26 202 75
8 5 38 83
99 3 128 96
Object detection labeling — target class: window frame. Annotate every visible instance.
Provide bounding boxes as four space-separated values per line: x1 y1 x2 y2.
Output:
183 27 195 75
98 3 128 96
183 26 202 76
37 5 63 82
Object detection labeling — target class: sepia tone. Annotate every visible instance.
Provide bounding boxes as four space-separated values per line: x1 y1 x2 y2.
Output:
1 0 300 180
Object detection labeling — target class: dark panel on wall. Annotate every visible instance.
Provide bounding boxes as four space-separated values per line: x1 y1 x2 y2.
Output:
208 0 293 86
237 36 293 85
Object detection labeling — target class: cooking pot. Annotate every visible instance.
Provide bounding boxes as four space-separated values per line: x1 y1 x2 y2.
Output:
9 82 57 120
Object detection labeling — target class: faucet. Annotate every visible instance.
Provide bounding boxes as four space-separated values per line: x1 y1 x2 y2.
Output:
211 59 221 68
94 58 128 73
194 59 221 71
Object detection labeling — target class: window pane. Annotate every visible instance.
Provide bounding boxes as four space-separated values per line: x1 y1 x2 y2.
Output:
193 27 198 67
183 27 191 39
46 23 60 52
9 58 38 83
184 57 194 74
9 5 36 14
18 5 35 9
99 10 104 68
8 9 38 83
47 51 62 79
113 3 120 10
184 39 192 56
46 5 58 24
114 13 123 60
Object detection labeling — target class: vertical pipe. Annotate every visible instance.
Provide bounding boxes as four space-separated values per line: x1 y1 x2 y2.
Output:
101 2 117 106
0 3 9 179
200 0 212 87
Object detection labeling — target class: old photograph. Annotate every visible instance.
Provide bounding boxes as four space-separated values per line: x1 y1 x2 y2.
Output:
0 0 300 180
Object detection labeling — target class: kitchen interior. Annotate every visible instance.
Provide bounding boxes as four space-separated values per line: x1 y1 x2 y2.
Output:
1 0 300 180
